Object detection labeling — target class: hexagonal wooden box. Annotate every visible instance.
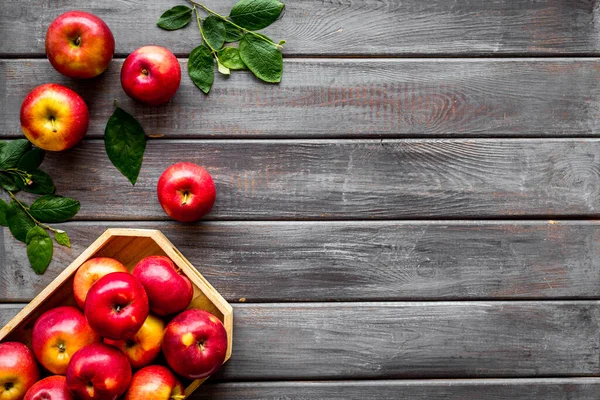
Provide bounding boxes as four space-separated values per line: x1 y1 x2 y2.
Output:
0 228 233 395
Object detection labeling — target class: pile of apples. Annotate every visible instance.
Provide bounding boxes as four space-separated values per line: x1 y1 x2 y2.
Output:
0 256 228 400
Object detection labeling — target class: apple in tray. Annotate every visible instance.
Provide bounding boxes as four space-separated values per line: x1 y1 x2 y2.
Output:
0 342 39 400
24 376 73 400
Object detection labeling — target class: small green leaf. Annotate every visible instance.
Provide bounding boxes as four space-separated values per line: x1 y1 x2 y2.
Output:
54 230 71 248
157 5 193 30
22 169 55 195
218 47 247 70
224 22 244 42
0 199 8 227
30 195 80 223
0 172 20 192
105 107 147 185
217 59 231 75
239 34 283 83
17 148 45 171
202 15 226 50
26 226 53 274
230 0 284 30
6 200 35 243
188 45 214 94
0 139 31 169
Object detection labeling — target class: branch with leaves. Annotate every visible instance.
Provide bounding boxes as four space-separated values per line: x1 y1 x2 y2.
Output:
158 0 286 93
0 140 80 274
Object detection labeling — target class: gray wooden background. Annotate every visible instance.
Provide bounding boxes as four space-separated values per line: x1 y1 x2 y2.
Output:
1 0 600 398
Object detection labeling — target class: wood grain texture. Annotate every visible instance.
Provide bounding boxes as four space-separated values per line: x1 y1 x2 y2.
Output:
1 221 599 302
2 59 600 138
195 378 600 399
7 139 598 220
1 302 599 379
1 0 599 56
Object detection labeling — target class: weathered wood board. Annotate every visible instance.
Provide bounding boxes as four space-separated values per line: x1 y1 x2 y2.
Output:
10 139 597 220
2 59 600 139
1 0 599 56
1 302 599 379
1 221 599 302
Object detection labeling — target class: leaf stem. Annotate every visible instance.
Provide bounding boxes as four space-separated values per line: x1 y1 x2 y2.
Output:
187 0 283 49
193 5 218 54
7 191 58 233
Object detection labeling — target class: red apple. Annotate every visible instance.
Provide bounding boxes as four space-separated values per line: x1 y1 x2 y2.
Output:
32 306 101 375
66 343 131 400
84 272 149 340
162 309 228 379
104 314 165 369
120 46 181 106
46 11 115 79
20 83 89 151
157 162 216 222
124 366 184 400
132 256 193 316
0 342 39 400
73 257 128 310
24 376 73 400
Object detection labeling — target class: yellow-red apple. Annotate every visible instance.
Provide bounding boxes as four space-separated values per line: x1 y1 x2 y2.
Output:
84 272 149 340
66 343 131 400
132 255 194 316
162 309 228 379
31 306 101 375
20 83 89 151
124 366 184 400
157 162 216 222
104 314 165 369
0 342 39 400
46 11 115 79
73 257 128 310
24 376 73 400
121 46 181 106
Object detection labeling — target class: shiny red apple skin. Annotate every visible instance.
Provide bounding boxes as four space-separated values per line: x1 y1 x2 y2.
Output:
24 376 73 400
32 306 101 375
162 309 228 379
132 256 194 316
73 257 128 309
123 365 184 400
104 313 165 369
20 83 89 151
120 46 181 106
84 272 149 340
46 11 115 79
0 342 39 400
66 343 131 400
157 162 216 222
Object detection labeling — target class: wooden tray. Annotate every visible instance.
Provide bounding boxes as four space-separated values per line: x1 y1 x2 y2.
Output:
0 228 233 396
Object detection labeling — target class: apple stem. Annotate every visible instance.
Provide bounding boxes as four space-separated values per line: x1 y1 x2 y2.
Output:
49 116 57 133
181 191 190 205
4 382 13 391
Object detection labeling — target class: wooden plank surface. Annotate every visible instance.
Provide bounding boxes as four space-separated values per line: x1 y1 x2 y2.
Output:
1 0 599 56
2 59 600 139
1 221 599 303
11 139 598 220
1 302 599 379
195 378 600 400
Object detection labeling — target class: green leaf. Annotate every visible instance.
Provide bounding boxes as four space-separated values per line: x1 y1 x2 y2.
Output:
230 0 284 31
239 34 283 83
224 22 244 42
0 172 20 192
157 5 193 30
0 199 8 227
54 230 71 248
29 195 80 223
17 148 44 171
22 169 55 195
218 47 247 70
188 45 214 94
6 200 35 243
0 139 31 169
104 107 147 185
26 226 53 274
217 59 231 75
202 15 226 50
